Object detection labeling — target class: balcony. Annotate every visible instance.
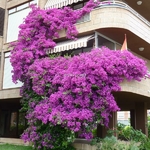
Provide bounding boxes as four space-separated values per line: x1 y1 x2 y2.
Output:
120 76 150 98
76 1 150 43
1 0 150 100
58 0 150 60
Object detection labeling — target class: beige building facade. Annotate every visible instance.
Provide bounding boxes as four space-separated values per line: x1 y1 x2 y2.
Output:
0 0 150 146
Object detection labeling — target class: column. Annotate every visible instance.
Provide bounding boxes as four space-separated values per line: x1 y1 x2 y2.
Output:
130 109 136 129
97 112 117 138
135 102 148 136
38 0 48 9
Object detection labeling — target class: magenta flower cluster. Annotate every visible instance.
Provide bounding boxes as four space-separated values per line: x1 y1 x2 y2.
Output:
10 0 99 83
10 0 147 149
27 47 147 130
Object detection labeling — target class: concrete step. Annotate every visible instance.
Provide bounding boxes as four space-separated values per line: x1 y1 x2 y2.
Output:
0 138 30 146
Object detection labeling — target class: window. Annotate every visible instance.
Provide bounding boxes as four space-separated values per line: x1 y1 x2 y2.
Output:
72 1 90 23
73 3 83 10
16 3 29 11
61 37 95 56
10 112 17 134
3 52 23 89
7 1 36 42
0 110 27 137
116 43 122 50
98 35 115 50
76 13 90 23
0 7 5 36
18 112 27 136
117 111 130 125
117 111 125 119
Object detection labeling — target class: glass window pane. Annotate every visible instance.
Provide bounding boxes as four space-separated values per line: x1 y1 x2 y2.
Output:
83 39 94 53
30 0 37 5
83 13 90 22
10 112 17 132
7 7 31 42
10 112 18 137
77 17 84 23
83 47 91 53
3 53 23 89
8 8 16 14
98 35 115 50
17 3 29 11
73 3 83 10
117 111 130 126
116 43 122 50
72 49 82 55
18 113 27 136
77 13 90 23
5 51 10 57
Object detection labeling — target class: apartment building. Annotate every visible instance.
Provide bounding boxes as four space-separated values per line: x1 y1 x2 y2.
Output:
0 0 150 143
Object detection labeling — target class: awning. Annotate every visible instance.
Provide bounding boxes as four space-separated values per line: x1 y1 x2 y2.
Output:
49 35 94 53
45 0 83 9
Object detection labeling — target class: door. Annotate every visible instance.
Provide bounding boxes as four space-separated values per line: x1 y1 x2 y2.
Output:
0 110 27 138
0 110 10 137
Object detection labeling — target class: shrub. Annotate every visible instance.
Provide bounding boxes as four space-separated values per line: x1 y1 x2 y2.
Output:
91 136 139 150
148 121 150 138
107 123 150 150
10 0 148 149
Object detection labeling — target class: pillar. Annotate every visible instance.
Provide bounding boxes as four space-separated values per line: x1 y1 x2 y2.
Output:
135 102 148 136
130 109 136 129
0 1 6 9
38 0 47 9
97 112 117 138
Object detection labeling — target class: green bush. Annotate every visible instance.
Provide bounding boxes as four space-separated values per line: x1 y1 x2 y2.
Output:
106 123 150 150
148 122 150 138
92 128 97 138
91 136 139 150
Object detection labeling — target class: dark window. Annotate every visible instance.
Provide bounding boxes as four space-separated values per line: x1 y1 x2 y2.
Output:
98 35 115 50
60 38 95 56
0 7 5 36
0 110 27 138
71 1 90 23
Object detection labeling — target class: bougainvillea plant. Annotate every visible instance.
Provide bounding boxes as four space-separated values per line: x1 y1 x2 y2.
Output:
10 0 147 149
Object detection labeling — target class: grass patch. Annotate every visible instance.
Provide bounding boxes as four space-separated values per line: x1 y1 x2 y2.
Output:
0 144 33 150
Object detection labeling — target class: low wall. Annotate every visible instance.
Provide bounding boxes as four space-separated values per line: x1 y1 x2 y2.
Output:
73 139 96 150
0 138 30 146
0 138 92 149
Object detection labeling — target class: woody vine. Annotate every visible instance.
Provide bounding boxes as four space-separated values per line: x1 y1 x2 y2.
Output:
10 0 147 149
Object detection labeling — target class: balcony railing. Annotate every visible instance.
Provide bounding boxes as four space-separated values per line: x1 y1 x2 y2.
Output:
76 0 150 27
76 13 90 24
98 0 150 27
145 71 150 79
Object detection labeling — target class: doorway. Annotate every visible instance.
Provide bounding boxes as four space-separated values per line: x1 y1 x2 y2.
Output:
0 110 27 138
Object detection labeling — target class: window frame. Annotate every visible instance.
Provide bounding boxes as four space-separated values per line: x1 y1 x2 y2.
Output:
7 0 36 43
3 52 23 89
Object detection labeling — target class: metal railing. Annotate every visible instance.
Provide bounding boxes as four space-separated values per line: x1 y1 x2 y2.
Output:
97 0 150 27
76 13 90 24
145 71 150 78
76 0 150 26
